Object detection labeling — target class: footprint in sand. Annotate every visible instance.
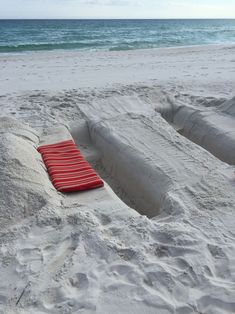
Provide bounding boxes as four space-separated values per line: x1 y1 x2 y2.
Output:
43 272 97 312
69 273 89 290
96 213 112 226
16 247 43 274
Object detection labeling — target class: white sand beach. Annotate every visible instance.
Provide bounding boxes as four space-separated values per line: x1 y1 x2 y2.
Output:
1 44 235 95
0 44 235 314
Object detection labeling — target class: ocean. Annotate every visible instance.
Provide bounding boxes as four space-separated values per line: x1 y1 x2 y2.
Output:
0 19 235 53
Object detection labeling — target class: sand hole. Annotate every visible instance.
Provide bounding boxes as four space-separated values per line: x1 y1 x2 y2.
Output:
70 121 162 218
155 100 235 165
70 122 139 212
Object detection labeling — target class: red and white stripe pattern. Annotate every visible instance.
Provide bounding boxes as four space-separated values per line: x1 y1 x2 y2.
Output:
38 140 104 193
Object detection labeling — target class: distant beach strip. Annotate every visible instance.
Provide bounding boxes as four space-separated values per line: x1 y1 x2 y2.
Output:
0 19 235 53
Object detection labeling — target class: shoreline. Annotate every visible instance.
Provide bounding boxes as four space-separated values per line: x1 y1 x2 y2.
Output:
1 42 235 57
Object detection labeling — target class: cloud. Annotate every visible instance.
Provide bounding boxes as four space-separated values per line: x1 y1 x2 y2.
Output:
0 0 235 18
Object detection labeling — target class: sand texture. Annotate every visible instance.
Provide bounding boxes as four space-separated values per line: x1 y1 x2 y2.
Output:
0 44 235 314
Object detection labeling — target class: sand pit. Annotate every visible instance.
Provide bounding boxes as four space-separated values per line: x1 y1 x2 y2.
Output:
154 97 235 165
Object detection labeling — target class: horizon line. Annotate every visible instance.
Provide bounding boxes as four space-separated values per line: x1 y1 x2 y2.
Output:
1 17 235 20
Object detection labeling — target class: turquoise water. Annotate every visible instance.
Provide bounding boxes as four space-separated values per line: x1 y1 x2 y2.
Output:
0 19 235 53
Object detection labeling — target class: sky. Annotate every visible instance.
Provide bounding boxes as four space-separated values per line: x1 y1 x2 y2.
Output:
0 0 235 19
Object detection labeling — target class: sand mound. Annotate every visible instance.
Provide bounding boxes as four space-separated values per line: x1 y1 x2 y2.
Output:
219 97 235 116
0 117 60 229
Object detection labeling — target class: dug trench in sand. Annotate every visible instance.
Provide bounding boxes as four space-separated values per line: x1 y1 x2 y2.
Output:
151 95 235 165
76 96 235 219
1 95 235 313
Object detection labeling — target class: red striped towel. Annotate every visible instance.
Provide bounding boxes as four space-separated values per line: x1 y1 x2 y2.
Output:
38 140 104 193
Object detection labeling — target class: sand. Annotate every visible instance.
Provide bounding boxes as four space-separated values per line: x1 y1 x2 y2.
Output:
0 44 235 314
